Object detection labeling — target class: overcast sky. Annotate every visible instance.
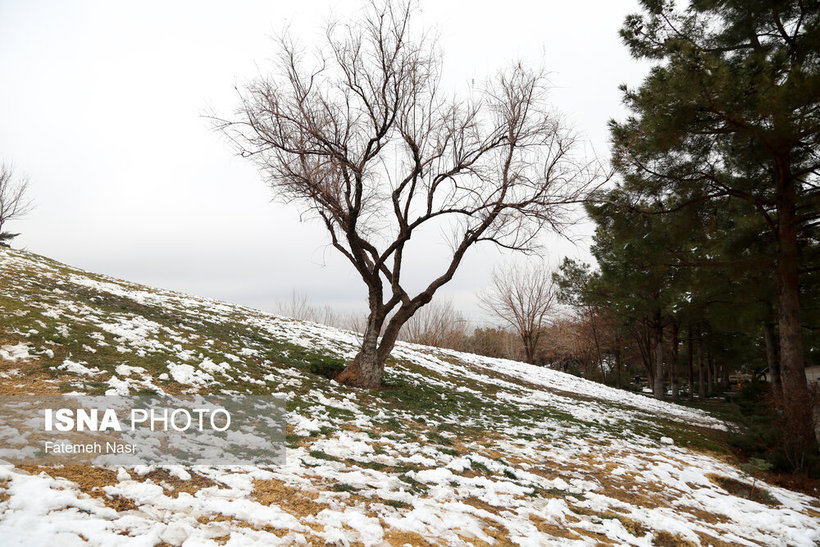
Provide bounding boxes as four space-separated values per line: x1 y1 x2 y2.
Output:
0 0 649 325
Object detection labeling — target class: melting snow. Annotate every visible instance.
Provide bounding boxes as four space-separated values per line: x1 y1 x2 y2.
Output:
0 247 818 546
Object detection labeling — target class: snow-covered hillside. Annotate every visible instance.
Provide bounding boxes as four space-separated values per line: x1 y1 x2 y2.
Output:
0 248 818 546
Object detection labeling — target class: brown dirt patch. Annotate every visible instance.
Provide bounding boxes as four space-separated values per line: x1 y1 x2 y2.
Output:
17 464 222 511
195 514 293 540
693 531 747 547
477 447 508 462
252 478 330 518
462 496 504 515
456 469 483 479
528 514 583 540
522 464 566 483
526 450 669 512
616 516 648 537
382 528 435 545
571 527 619 545
653 530 698 547
677 505 731 525
562 451 667 510
19 464 119 491
0 479 9 503
454 526 517 546
0 358 60 395
141 468 219 497
18 464 138 511
598 479 665 509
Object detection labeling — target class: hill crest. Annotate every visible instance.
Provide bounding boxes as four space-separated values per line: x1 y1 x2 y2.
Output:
0 247 818 546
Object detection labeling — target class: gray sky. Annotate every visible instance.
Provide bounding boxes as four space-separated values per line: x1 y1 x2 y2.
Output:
0 0 648 325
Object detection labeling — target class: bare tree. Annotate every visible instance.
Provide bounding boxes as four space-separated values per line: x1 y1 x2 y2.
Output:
464 326 519 360
215 1 600 388
399 299 468 350
0 164 33 246
540 318 589 373
479 263 558 364
276 290 315 322
276 290 348 329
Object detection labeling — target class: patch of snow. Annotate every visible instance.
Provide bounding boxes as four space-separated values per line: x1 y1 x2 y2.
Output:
105 375 131 396
0 343 35 362
57 359 101 376
166 363 214 386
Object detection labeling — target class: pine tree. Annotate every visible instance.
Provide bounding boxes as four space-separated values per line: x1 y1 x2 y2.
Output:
612 0 820 455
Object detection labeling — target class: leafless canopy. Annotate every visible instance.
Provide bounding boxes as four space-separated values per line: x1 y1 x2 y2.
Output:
479 263 558 364
0 164 33 245
399 299 468 350
215 1 601 387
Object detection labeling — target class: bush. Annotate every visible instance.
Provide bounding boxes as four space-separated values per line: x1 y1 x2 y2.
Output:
728 379 819 476
307 358 347 380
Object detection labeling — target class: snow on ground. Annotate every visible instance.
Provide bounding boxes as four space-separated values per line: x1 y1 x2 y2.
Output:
0 247 819 546
0 343 36 362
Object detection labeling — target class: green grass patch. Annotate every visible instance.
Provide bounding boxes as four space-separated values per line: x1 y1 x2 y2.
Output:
308 450 338 462
381 499 413 509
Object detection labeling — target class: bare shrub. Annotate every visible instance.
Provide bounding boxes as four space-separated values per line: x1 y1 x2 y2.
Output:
399 299 468 350
767 383 820 472
479 263 558 364
0 164 33 246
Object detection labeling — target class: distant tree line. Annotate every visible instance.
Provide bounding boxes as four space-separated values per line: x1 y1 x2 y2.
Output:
399 0 820 471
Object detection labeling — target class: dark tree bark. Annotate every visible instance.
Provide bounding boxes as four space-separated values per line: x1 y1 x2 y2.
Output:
591 313 606 383
697 329 705 400
707 353 715 395
721 363 729 392
763 317 781 395
634 322 654 387
652 318 665 399
773 157 816 450
687 321 694 399
670 320 679 400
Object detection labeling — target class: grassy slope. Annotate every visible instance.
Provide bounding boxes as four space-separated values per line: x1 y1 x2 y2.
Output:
0 247 818 546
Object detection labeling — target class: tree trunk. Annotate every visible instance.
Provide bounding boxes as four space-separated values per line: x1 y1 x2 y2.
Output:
774 160 817 452
522 332 536 364
336 312 386 388
763 318 781 395
670 321 679 399
653 322 664 399
687 322 694 400
706 352 714 395
590 314 605 383
635 325 654 387
697 330 705 399
721 363 729 392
